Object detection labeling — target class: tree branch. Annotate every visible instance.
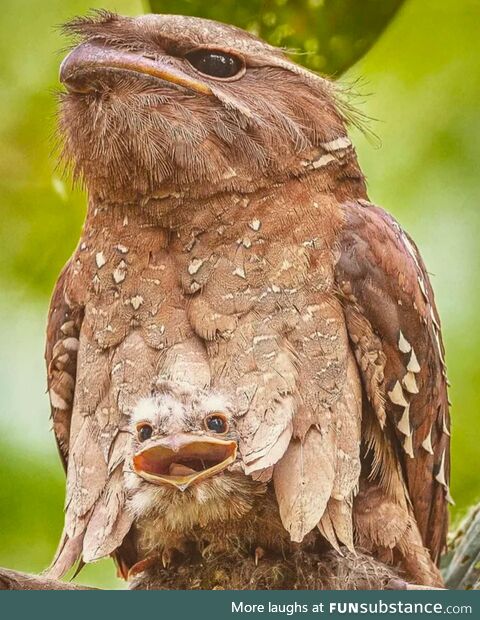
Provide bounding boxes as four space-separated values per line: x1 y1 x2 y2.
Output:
0 564 446 590
0 567 95 590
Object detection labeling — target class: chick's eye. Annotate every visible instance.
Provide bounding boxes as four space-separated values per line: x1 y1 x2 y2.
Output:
186 50 244 79
205 413 228 434
137 424 153 442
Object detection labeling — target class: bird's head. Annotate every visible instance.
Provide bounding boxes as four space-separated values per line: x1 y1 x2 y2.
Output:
58 11 352 202
125 381 265 524
129 382 237 491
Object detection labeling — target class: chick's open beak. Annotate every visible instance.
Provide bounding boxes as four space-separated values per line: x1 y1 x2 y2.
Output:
60 41 212 95
132 433 237 491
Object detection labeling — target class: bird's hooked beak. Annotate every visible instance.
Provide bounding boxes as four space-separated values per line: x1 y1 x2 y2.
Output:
60 41 212 95
132 433 237 491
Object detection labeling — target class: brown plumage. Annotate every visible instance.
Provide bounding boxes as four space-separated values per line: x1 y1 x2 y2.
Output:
46 11 450 588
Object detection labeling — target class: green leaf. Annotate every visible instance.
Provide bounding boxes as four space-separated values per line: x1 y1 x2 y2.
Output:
147 0 405 76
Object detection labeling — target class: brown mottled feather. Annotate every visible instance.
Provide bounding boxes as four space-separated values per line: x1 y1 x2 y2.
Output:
45 261 83 468
274 427 335 542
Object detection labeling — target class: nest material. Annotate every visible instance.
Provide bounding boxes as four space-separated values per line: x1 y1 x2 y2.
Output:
129 549 402 590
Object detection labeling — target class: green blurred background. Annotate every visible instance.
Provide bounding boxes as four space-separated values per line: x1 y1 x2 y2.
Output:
0 0 478 589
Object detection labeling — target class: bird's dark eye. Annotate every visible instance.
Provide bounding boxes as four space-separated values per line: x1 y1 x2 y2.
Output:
205 413 228 434
137 423 153 442
186 49 244 79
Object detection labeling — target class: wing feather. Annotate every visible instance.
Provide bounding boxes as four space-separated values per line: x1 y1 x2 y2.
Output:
45 262 83 466
335 199 450 562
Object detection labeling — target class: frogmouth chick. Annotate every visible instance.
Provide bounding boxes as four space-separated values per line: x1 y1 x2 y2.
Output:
122 381 273 574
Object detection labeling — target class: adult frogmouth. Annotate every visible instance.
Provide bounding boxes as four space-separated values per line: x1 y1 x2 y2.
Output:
46 11 450 588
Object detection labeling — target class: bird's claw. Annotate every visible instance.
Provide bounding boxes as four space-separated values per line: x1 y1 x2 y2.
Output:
254 546 265 566
162 549 173 569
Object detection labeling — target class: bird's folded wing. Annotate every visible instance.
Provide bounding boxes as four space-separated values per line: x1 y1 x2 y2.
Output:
45 264 133 577
335 199 451 562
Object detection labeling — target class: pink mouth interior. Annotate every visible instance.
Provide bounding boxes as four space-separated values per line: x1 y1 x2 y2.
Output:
133 441 235 478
